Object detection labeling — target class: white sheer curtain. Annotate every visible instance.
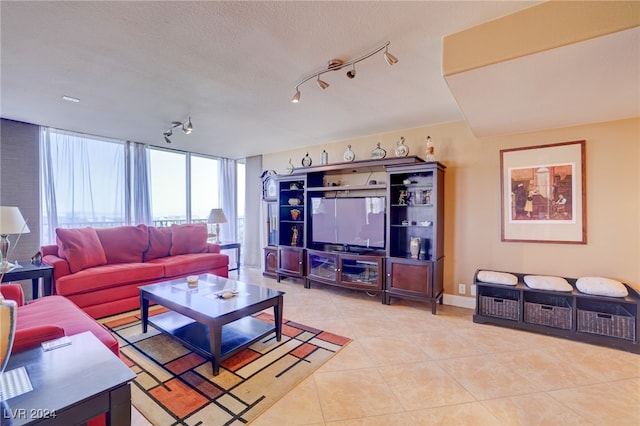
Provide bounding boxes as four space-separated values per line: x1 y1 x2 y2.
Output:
218 158 236 243
129 141 152 225
40 128 126 244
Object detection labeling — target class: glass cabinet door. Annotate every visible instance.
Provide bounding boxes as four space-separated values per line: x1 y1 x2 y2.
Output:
307 252 337 282
339 257 382 289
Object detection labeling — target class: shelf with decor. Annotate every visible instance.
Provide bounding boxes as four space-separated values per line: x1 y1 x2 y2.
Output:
385 162 446 314
276 176 306 282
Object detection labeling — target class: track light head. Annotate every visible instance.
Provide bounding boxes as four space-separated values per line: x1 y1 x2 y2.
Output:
291 88 301 103
164 135 172 144
163 129 173 137
346 64 356 79
182 117 193 134
171 121 182 128
316 75 329 90
384 46 398 65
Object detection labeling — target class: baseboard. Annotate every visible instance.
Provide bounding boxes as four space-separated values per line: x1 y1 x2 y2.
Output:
443 294 475 310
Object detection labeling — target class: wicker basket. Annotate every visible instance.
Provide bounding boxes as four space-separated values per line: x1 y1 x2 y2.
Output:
525 302 572 330
479 295 519 321
577 306 636 341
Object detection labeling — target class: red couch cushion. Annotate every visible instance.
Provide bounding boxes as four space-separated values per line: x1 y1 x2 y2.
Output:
96 224 149 264
56 227 107 273
56 262 165 296
148 253 228 277
144 226 172 261
169 223 208 256
15 296 119 356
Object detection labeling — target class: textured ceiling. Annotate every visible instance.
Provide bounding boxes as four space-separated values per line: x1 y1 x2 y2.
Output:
4 1 634 160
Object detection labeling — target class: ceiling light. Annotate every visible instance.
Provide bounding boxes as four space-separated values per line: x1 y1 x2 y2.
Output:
162 117 193 143
291 89 301 103
62 95 80 103
291 41 398 103
346 64 356 79
316 75 329 90
182 117 193 134
383 46 398 66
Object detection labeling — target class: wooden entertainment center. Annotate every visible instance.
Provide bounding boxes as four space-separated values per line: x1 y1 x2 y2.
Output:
262 156 446 314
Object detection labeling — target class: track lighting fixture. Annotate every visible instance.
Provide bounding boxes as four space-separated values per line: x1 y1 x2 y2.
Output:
291 41 397 103
182 117 192 134
383 45 398 66
346 64 356 79
162 117 193 143
316 75 329 90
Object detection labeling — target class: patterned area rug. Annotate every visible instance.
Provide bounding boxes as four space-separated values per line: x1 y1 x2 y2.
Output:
100 307 351 425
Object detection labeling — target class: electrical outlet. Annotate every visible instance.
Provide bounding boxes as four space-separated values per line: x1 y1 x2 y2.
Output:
470 284 477 296
458 283 466 295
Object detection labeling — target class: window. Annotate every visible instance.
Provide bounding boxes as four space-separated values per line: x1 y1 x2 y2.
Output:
148 149 186 226
40 129 126 243
190 155 220 222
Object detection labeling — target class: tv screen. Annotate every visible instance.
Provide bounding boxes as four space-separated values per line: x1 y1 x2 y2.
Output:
311 197 385 249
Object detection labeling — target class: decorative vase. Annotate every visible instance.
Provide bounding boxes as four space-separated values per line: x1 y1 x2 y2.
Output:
290 209 300 220
0 294 18 374
410 237 421 259
425 136 435 161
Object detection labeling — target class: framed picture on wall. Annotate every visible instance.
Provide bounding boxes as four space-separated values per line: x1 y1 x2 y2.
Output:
500 140 586 244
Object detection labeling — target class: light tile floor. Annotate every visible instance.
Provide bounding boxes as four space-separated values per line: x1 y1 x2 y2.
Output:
133 267 640 425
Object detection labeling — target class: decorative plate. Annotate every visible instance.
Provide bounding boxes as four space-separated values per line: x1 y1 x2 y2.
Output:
371 142 386 160
395 136 409 157
302 152 312 167
261 170 277 200
343 145 355 162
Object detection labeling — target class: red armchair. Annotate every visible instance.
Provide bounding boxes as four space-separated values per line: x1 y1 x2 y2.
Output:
0 283 119 356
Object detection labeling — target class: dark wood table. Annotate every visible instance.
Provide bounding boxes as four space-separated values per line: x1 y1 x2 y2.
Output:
218 242 241 276
0 262 53 299
1 332 135 425
140 273 284 376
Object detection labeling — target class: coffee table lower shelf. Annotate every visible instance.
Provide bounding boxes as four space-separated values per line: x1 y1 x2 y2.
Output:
149 311 276 364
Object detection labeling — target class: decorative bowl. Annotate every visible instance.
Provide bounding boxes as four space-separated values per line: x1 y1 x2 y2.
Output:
288 198 300 206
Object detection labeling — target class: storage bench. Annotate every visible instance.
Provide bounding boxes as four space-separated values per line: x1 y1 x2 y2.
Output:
472 270 640 354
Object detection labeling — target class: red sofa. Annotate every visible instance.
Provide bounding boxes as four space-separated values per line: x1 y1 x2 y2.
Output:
41 223 229 318
0 283 119 356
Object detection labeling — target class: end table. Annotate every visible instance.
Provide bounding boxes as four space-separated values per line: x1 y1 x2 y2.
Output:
1 262 53 299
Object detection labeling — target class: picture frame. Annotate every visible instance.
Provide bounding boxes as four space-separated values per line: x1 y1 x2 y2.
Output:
500 140 586 244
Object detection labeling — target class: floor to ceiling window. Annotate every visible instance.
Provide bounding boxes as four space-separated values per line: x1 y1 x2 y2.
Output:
190 154 220 223
148 148 187 226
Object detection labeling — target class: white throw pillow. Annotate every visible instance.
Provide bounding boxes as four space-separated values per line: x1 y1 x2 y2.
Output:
477 270 518 286
524 275 573 292
576 277 628 298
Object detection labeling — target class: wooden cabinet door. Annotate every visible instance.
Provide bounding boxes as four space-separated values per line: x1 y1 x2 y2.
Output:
386 258 433 297
277 246 304 277
263 247 277 277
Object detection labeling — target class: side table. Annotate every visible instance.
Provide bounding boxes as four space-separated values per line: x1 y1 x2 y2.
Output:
0 262 53 299
218 242 241 276
1 331 135 425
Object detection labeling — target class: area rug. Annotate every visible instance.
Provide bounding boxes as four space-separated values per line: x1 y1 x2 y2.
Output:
100 307 351 425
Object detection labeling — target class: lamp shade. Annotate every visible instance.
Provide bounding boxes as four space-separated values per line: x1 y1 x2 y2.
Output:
207 208 227 225
0 207 30 235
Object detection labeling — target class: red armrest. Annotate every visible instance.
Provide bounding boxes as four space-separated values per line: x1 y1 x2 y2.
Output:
42 254 71 289
207 243 221 254
0 283 25 306
12 325 66 353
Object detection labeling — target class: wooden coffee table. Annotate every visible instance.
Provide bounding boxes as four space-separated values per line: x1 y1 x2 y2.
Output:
139 274 284 376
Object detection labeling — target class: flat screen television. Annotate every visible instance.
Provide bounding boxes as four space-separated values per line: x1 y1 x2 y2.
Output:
310 196 385 250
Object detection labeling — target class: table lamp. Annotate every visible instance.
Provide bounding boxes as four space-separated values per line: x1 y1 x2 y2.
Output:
207 208 227 244
0 206 30 271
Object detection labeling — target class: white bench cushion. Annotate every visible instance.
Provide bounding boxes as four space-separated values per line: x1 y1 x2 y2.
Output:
524 275 573 292
477 270 518 286
576 277 628 298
